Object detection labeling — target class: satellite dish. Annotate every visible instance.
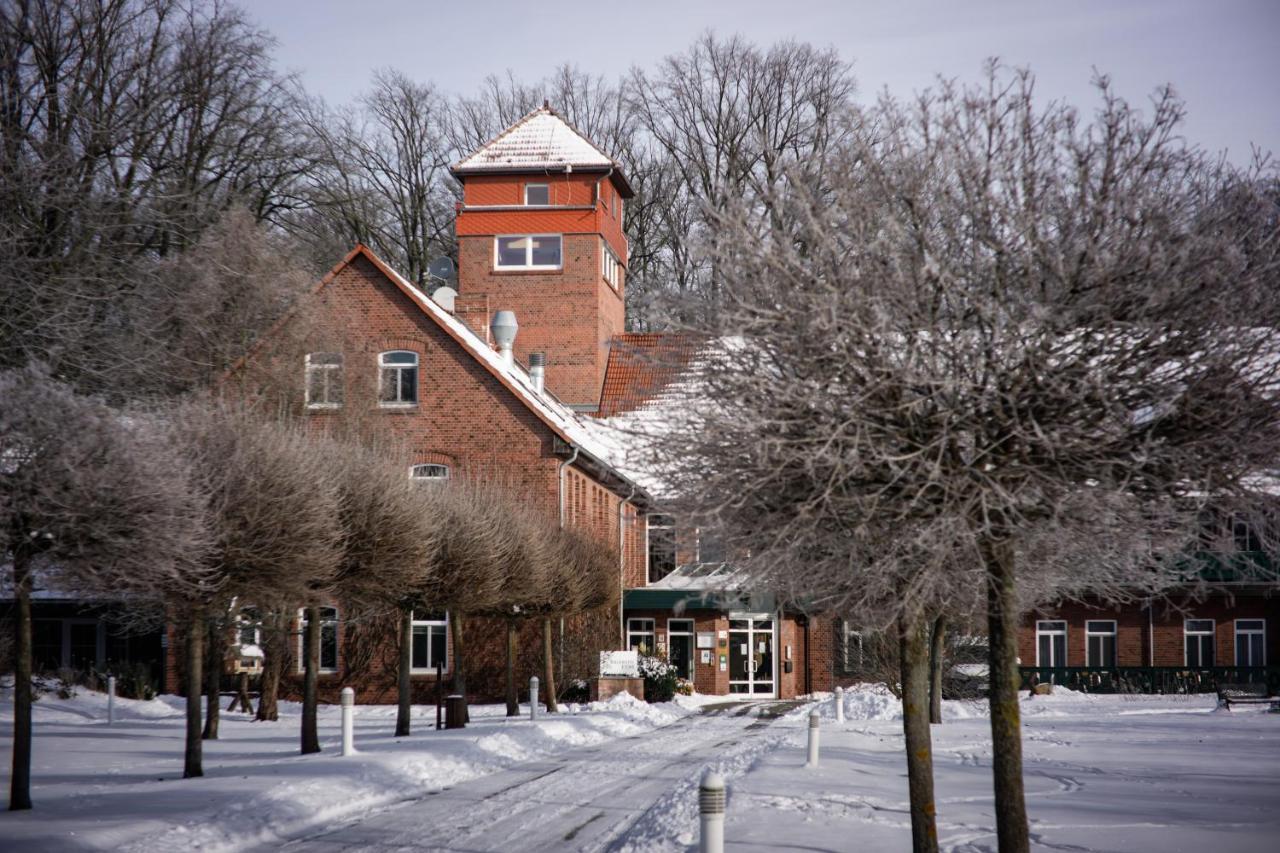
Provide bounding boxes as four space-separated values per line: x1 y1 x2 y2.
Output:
428 256 456 282
431 285 457 312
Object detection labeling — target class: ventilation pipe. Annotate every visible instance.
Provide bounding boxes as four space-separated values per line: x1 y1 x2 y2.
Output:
490 310 518 367
529 352 546 392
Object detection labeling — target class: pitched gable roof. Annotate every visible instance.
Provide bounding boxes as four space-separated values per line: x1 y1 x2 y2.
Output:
451 105 634 197
230 244 652 506
597 333 700 417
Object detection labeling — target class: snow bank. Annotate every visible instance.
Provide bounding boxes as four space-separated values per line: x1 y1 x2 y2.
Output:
0 686 697 852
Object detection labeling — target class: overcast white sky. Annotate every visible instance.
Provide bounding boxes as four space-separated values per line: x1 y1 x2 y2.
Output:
248 0 1279 162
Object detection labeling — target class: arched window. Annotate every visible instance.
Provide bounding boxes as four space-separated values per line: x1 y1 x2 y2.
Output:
379 350 418 406
410 463 450 482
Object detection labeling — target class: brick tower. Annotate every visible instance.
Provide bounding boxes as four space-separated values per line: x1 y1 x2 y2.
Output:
451 105 633 409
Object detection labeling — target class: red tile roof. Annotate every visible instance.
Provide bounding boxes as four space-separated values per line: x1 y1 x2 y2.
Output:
597 332 700 417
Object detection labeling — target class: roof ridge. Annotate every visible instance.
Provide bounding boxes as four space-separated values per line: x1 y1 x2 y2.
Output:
451 104 550 172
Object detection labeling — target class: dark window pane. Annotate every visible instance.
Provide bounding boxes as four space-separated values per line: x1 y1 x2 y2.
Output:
525 185 549 205
412 625 430 669
382 351 417 365
399 367 417 403
431 626 447 669
648 525 676 582
530 236 561 266
497 237 526 266
33 620 62 671
380 368 398 401
320 625 338 670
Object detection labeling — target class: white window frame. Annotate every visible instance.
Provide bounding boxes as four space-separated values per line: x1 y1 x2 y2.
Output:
298 607 339 674
409 463 450 482
1085 620 1117 667
304 352 343 409
627 618 655 655
237 608 261 648
378 350 418 407
494 234 563 270
1184 618 1215 667
410 611 449 673
1035 620 1068 667
524 183 550 206
601 241 621 291
1235 619 1266 667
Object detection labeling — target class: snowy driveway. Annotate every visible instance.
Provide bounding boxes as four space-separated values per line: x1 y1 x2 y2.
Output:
264 701 803 853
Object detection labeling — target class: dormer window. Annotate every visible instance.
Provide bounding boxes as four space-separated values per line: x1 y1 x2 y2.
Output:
524 183 550 205
496 235 562 270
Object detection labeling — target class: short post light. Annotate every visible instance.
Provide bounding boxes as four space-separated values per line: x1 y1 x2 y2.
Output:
806 709 821 768
106 675 116 726
699 770 726 853
530 676 539 721
340 687 356 756
834 685 845 723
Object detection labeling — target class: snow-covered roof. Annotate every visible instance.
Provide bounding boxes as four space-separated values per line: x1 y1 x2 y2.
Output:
453 106 616 175
340 247 653 504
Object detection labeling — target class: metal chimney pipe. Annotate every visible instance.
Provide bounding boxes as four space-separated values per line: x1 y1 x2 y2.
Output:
529 352 546 393
490 310 518 367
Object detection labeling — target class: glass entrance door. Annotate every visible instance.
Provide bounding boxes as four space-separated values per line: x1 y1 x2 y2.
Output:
728 614 775 697
668 619 694 681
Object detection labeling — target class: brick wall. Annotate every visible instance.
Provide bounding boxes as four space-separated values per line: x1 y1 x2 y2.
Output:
1018 592 1280 668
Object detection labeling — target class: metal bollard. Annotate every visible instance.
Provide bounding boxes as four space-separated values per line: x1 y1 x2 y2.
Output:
107 675 116 726
834 685 845 723
699 771 726 853
530 676 539 721
805 709 821 768
340 687 355 756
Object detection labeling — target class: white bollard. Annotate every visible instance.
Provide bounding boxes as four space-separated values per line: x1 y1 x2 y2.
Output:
106 675 116 726
340 687 355 756
834 685 845 723
805 709 821 768
530 676 539 721
699 770 726 853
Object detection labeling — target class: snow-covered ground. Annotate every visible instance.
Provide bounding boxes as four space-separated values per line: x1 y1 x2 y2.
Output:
3 685 1278 852
0 686 693 851
621 685 1280 853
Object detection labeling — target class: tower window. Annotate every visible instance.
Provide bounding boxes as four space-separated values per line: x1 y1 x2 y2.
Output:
524 184 550 205
602 243 621 291
496 235 562 270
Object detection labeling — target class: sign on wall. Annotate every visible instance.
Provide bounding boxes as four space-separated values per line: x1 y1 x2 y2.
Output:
600 650 640 678
696 632 715 649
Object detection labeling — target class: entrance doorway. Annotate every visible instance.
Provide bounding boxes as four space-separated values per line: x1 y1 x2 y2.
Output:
728 614 775 697
668 619 694 680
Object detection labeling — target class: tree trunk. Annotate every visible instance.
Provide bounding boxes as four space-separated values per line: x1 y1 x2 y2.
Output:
395 609 412 737
184 606 204 779
255 615 284 722
982 536 1030 853
9 549 34 810
300 605 320 755
230 671 251 713
899 613 939 853
450 611 468 723
202 620 222 740
505 618 519 717
929 613 947 725
542 617 559 714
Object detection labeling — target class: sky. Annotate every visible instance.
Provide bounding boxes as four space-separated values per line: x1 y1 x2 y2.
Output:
247 0 1279 163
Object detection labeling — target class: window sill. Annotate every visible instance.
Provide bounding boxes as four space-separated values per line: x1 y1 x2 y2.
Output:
306 404 342 412
378 404 418 412
491 267 564 275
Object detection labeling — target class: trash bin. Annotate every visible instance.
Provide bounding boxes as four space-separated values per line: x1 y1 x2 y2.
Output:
445 694 466 729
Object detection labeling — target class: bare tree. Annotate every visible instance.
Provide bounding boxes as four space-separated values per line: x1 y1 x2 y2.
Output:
652 67 1280 853
0 365 211 810
169 401 342 771
0 0 312 394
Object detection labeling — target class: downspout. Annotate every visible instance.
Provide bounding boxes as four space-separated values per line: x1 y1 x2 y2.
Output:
617 483 637 647
803 616 812 696
557 446 581 529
